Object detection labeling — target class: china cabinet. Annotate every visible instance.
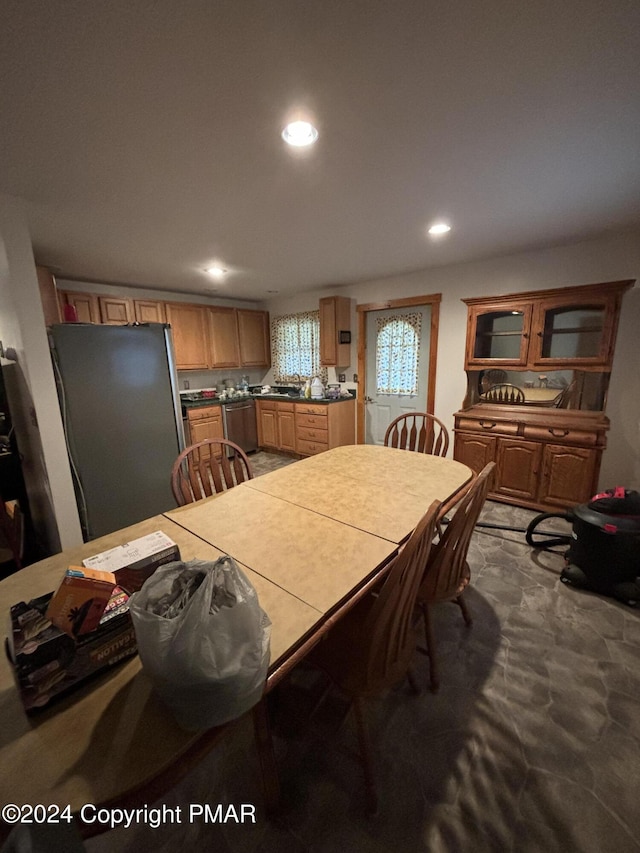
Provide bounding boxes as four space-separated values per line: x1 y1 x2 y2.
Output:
454 280 633 510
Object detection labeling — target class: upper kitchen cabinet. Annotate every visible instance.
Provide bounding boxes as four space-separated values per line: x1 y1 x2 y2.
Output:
237 309 270 368
164 303 209 369
99 296 134 325
208 307 241 368
320 296 351 366
59 291 101 324
36 266 62 326
464 281 632 370
134 299 166 323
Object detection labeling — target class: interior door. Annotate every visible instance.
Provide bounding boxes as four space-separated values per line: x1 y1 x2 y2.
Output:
364 305 432 445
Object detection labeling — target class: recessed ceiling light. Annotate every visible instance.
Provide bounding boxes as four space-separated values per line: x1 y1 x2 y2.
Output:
205 265 227 279
281 121 319 147
428 222 451 236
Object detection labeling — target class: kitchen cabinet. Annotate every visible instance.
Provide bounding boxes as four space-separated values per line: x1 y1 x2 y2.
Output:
464 280 631 369
296 399 356 456
319 296 351 366
59 291 101 324
256 400 296 452
99 296 134 325
134 300 166 323
237 309 270 368
165 303 209 370
186 405 224 458
208 307 240 368
37 266 62 326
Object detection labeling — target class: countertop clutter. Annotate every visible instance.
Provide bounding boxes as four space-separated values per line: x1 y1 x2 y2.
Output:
180 387 356 410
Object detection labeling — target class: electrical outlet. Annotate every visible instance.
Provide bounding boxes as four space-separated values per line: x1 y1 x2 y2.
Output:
353 373 358 383
338 373 346 383
184 379 190 390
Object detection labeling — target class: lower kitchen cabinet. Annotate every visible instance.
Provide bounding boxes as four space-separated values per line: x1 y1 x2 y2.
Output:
454 405 606 510
295 399 356 456
257 398 356 456
186 405 224 458
256 400 296 452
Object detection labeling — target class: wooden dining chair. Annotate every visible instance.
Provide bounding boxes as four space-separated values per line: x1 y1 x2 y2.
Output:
482 383 525 404
171 438 254 506
306 500 441 813
416 462 496 692
0 498 24 571
384 412 449 457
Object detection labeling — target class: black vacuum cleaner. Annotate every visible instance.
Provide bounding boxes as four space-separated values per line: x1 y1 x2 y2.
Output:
525 487 640 606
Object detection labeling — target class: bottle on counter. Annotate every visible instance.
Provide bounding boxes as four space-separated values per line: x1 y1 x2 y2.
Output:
304 380 312 399
311 377 324 399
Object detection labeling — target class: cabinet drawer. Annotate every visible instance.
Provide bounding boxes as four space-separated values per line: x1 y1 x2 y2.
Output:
187 406 221 422
296 413 328 429
296 404 328 417
522 425 597 446
457 417 519 436
257 399 277 411
297 437 329 456
297 425 328 442
276 401 295 412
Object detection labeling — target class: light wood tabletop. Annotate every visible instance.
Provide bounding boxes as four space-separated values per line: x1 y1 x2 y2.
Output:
1 445 472 832
0 516 320 823
241 445 473 541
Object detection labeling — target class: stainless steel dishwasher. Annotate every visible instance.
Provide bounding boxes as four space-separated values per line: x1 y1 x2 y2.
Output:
222 398 258 455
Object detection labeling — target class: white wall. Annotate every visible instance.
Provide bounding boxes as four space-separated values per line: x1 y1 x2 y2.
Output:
0 195 83 552
266 229 640 490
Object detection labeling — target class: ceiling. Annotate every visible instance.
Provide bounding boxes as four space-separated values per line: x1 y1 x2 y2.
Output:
1 1 639 303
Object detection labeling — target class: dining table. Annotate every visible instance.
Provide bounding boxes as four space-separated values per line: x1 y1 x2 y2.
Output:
0 444 472 839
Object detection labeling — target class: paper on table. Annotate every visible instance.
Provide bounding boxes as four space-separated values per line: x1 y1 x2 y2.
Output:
83 531 178 573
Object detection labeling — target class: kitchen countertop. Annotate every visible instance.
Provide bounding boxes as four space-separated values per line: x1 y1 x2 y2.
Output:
181 393 356 411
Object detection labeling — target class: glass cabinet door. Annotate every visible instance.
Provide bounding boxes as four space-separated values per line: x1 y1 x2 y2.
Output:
532 299 615 365
467 304 532 365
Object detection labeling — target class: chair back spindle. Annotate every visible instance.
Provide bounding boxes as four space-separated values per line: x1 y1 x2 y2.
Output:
384 413 449 457
171 439 254 506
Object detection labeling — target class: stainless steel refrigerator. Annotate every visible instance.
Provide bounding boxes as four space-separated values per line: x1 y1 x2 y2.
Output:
50 323 185 541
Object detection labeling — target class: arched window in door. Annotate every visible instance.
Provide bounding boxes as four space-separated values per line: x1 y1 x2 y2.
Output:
376 313 422 395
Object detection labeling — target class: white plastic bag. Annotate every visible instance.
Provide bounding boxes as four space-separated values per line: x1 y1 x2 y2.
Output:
128 556 271 730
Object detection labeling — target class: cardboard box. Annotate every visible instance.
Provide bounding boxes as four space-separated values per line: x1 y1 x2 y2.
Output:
8 588 137 713
6 532 181 713
83 531 180 594
45 567 117 637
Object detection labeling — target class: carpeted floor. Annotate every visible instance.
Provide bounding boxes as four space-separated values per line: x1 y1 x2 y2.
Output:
86 453 640 853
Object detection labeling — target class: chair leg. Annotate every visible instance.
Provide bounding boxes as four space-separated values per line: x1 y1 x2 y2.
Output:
352 698 378 815
455 592 473 627
422 602 439 693
252 698 281 815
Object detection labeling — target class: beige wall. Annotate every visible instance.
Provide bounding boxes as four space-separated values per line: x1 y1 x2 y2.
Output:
267 229 640 490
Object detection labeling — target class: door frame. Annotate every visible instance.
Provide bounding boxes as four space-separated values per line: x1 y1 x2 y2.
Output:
356 293 442 444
